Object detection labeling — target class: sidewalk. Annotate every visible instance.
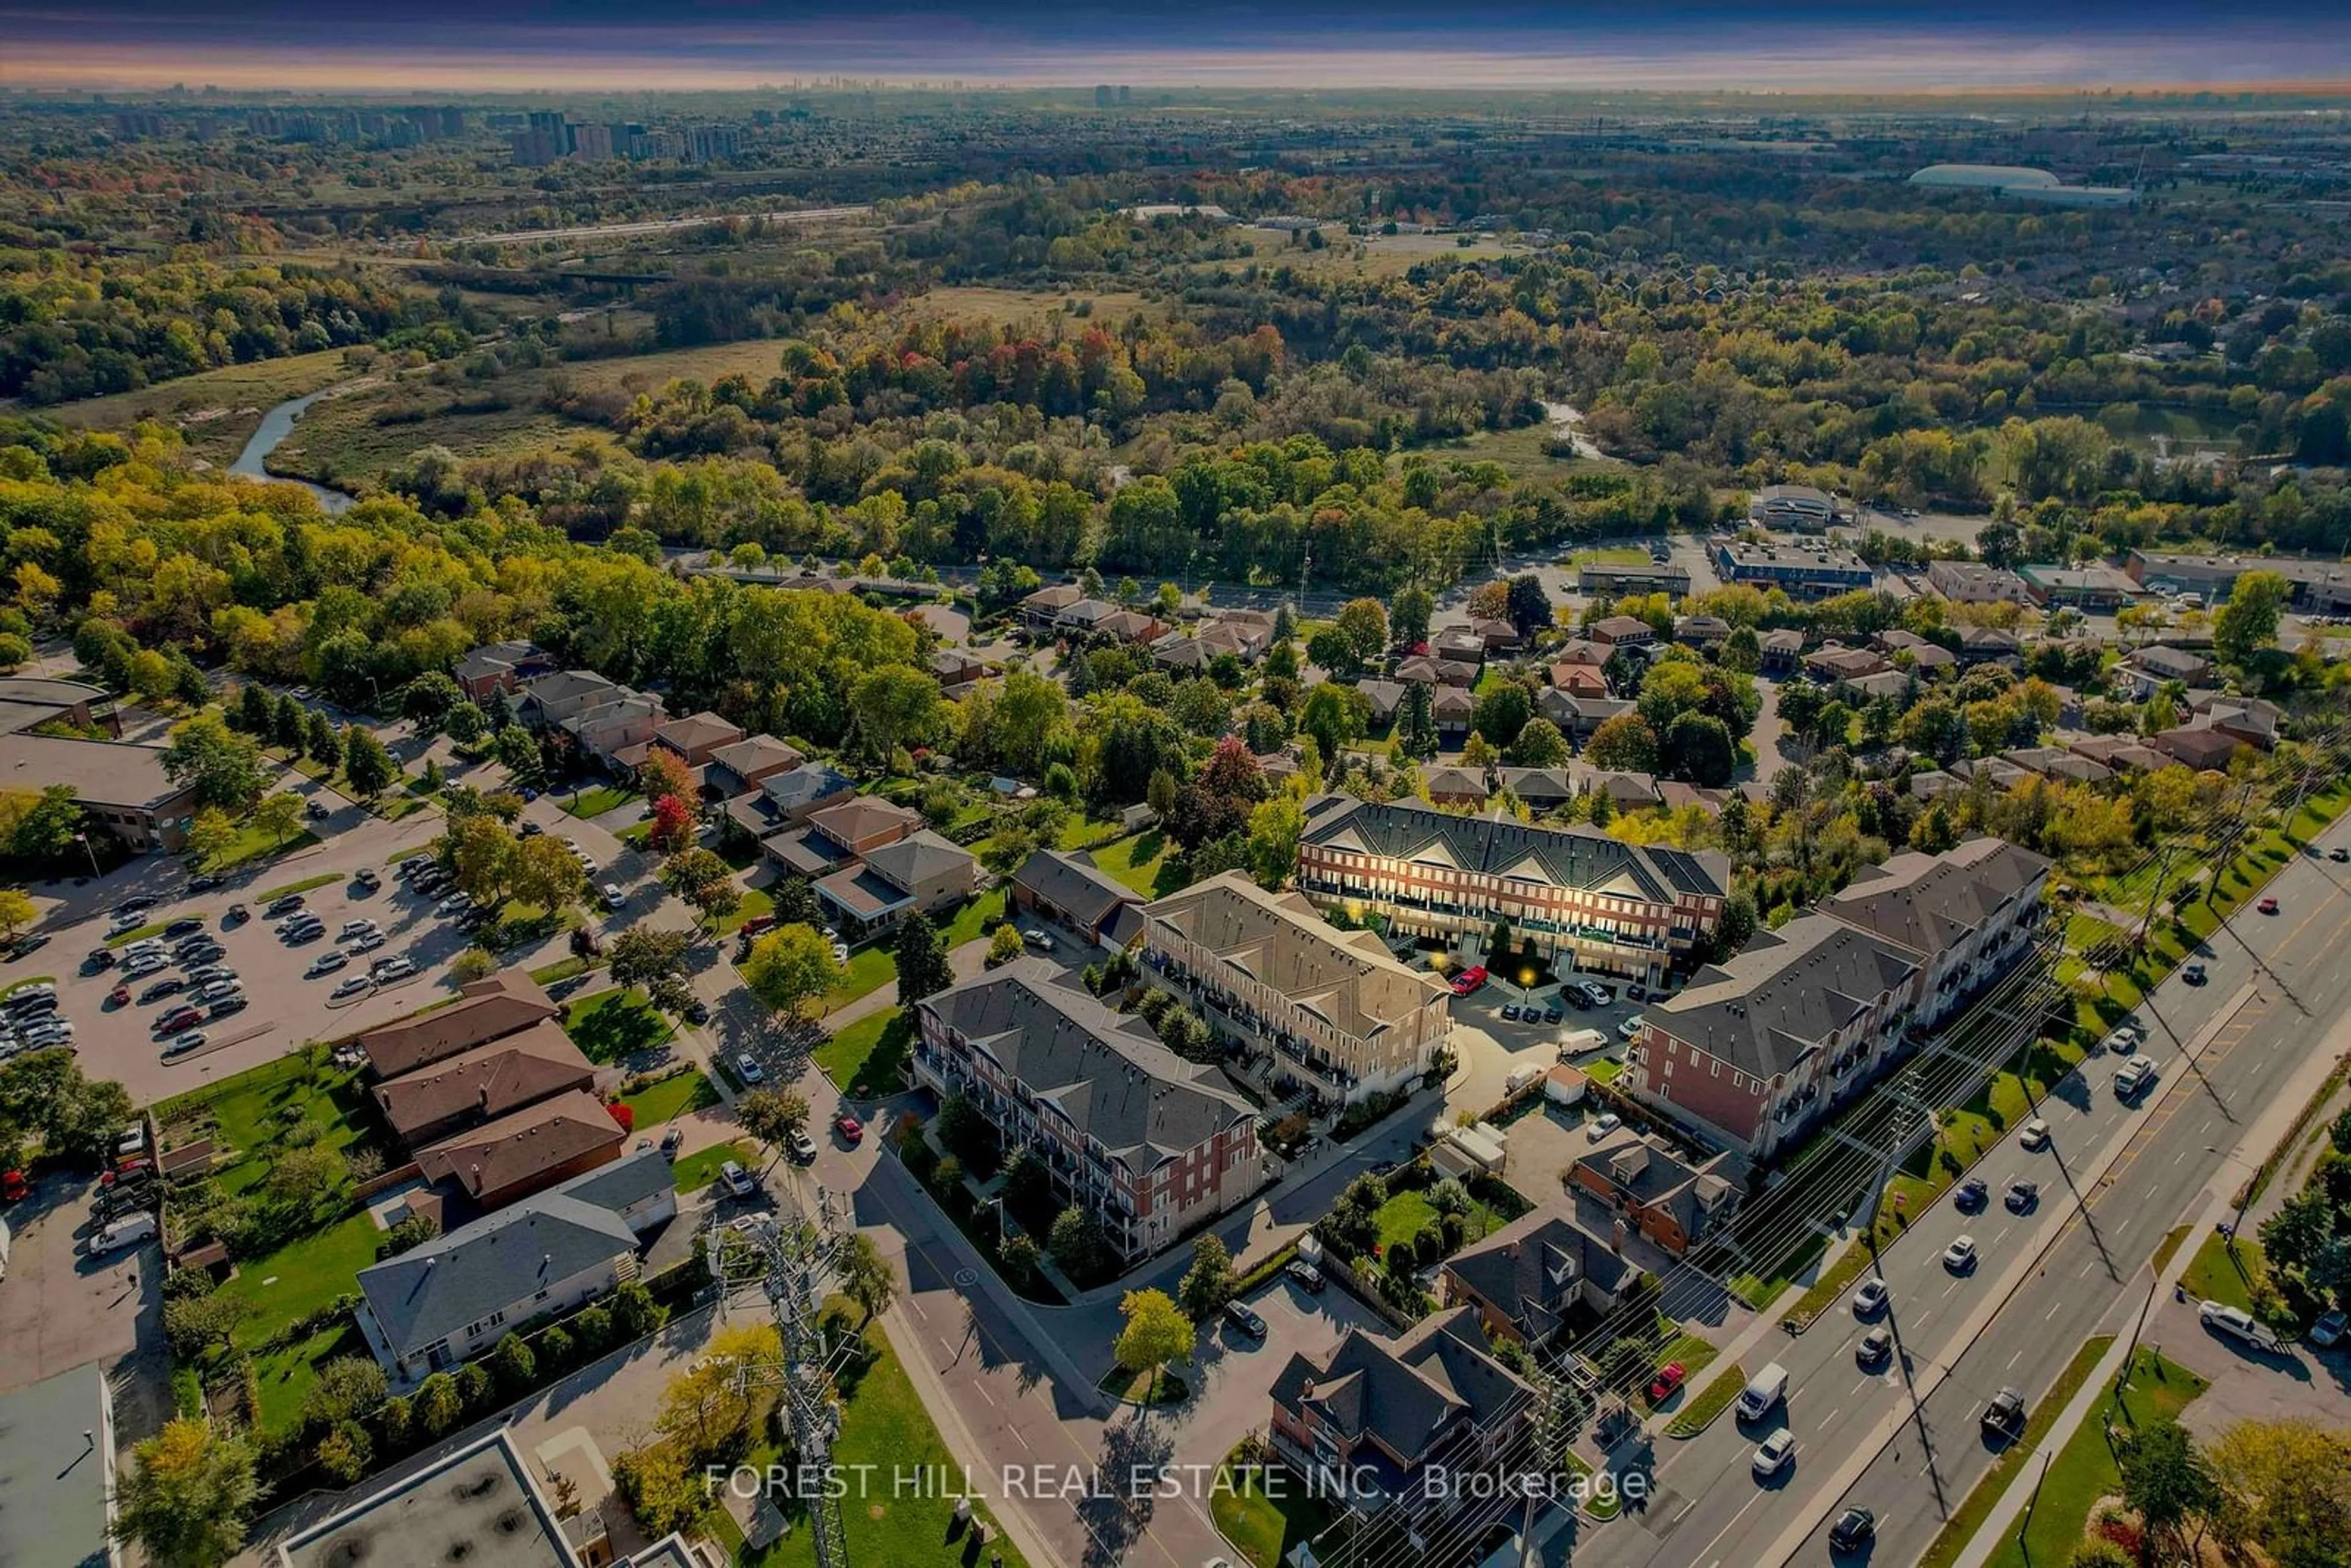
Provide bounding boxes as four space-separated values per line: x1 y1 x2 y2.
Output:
1945 1004 2351 1568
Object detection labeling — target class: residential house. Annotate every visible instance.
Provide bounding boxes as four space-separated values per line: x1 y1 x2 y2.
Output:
1422 765 1490 808
1094 609 1166 645
929 650 987 697
1355 679 1406 726
1926 560 2031 605
2151 725 2245 770
1141 871 1452 1108
1537 689 1632 740
1905 643 1959 675
724 761 855 845
814 829 978 937
1395 655 1479 686
352 1150 675 1382
1565 1128 1738 1254
370 1018 597 1149
1431 686 1475 738
1496 767 1577 812
1760 628 1806 673
1802 643 1889 683
1433 626 1491 664
560 692 666 769
1587 615 1657 648
619 708 741 779
1468 617 1523 655
2067 736 2165 775
1019 583 1084 631
1570 764 1664 812
1908 768 1962 801
2192 694 2281 749
1267 1308 1535 1537
2005 747 2113 786
1839 670 1916 705
1552 639 1608 670
1010 848 1148 951
516 669 622 729
357 972 563 1081
1958 627 2022 665
1439 1212 1633 1346
1818 838 2052 1032
703 733 804 800
1294 796 1731 985
1674 615 1733 650
760 791 922 879
912 958 1263 1262
1057 598 1117 637
452 640 555 701
1952 755 2030 790
2118 644 2216 698
413 1089 628 1212
1550 662 1610 699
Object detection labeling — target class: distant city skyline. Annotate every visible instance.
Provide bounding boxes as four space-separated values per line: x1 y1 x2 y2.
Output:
6 1 2351 94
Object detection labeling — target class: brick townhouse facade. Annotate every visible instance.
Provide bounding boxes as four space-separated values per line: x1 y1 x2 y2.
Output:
912 958 1264 1262
1293 796 1730 987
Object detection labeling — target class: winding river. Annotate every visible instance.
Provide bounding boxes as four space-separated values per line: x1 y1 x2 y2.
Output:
229 389 358 513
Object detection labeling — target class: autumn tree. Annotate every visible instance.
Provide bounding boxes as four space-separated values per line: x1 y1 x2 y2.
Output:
741 924 841 1019
113 1419 261 1568
1115 1288 1195 1408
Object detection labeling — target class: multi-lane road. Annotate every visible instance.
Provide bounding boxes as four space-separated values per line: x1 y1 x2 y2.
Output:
1594 823 2351 1568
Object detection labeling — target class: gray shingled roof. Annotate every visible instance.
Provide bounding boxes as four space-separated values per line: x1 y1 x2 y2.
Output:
1302 797 1727 901
861 828 975 892
1013 849 1142 932
1819 836 2049 960
1648 913 1919 1079
358 1196 635 1358
917 958 1251 1173
1267 1306 1531 1465
1444 1212 1632 1340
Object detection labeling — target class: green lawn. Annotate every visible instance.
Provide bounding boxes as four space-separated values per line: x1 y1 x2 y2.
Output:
1984 1350 2207 1568
1664 1363 1744 1437
160 1050 377 1198
256 870 342 902
815 1007 914 1098
195 823 320 874
619 1069 719 1127
1654 1330 1720 1382
673 1139 755 1195
561 986 677 1064
1566 545 1652 567
0 974 54 998
1097 1362 1190 1406
527 954 599 986
1584 1057 1624 1086
561 784 636 819
1373 1188 1507 1255
2178 1229 2268 1315
211 1206 385 1351
1919 1337 2115 1568
1211 1458 1338 1568
249 1316 374 1436
1089 828 1184 897
826 946 898 1010
712 885 773 936
942 886 1008 946
731 1311 1030 1568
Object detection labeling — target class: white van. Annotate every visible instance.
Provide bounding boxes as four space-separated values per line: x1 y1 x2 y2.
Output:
1557 1027 1607 1059
87 1210 157 1255
1737 1361 1790 1422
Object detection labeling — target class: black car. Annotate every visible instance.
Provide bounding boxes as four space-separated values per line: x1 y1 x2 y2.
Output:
1223 1301 1268 1341
138 978 187 1003
263 895 306 917
1954 1176 1989 1212
305 800 331 820
1829 1507 1876 1551
207 996 249 1019
187 874 223 893
683 999 711 1024
1543 1006 1565 1025
82 948 117 972
113 895 157 917
163 917 205 937
2005 1179 2039 1214
1982 1387 2026 1435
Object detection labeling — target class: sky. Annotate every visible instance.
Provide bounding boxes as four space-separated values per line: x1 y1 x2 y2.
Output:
5 1 2350 94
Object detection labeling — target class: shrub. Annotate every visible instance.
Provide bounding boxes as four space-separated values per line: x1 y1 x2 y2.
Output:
451 947 499 982
316 1420 372 1484
383 1211 440 1256
539 1325 575 1370
571 1305 613 1352
490 1332 537 1392
457 1360 493 1412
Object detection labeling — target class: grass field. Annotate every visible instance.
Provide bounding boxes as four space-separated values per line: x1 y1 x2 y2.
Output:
903 283 1155 325
560 784 636 819
672 1139 755 1195
1210 1456 1338 1568
1089 829 1185 898
618 1068 719 1127
1664 1363 1744 1437
194 823 321 876
827 947 898 1011
160 1049 378 1198
1984 1349 2207 1568
561 986 677 1063
2177 1229 2268 1315
1372 1188 1508 1255
44 347 359 463
1917 1337 2116 1568
815 1007 913 1098
257 871 343 903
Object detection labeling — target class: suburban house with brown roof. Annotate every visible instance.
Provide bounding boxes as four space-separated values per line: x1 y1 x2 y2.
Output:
1565 1128 1738 1254
413 1089 628 1212
763 793 924 879
703 733 804 798
645 710 744 768
370 1019 598 1149
1266 1307 1534 1539
357 972 563 1081
2151 725 2245 770
452 641 555 702
1588 615 1657 647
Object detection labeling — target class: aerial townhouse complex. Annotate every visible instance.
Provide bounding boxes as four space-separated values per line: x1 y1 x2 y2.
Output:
911 958 1265 1263
1138 869 1453 1109
1294 797 1732 988
1625 837 2050 1161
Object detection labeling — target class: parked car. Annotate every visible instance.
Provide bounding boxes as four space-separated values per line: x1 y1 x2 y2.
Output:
1448 964 1489 997
186 874 223 893
1618 1013 1647 1041
137 978 186 1003
162 916 204 937
735 1052 766 1085
683 999 710 1024
601 883 627 911
2199 1300 2282 1353
1021 929 1057 952
834 1114 864 1145
2308 1309 2346 1347
1286 1261 1325 1292
160 1033 208 1059
306 951 350 977
1647 1362 1685 1404
263 894 305 917
721 1160 757 1199
373 955 416 981
351 868 381 891
337 918 377 940
1501 1003 1523 1022
81 948 116 972
304 799 331 820
330 975 372 999
351 931 387 955
1589 1112 1622 1138
1222 1301 1267 1341
86 1210 159 1254
785 1127 817 1163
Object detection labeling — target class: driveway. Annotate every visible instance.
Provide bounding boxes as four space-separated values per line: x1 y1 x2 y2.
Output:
1165 1270 1389 1468
2148 1292 2351 1444
0 1171 170 1444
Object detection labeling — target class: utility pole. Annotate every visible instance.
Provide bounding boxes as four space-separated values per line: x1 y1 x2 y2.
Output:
2112 1270 2164 1423
2016 1450 2054 1547
707 1188 856 1568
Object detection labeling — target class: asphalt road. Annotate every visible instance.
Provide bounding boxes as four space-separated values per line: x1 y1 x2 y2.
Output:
1589 820 2351 1568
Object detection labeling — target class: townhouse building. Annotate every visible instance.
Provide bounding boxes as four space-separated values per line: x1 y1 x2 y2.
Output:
1626 836 2049 1160
912 959 1264 1262
1138 871 1453 1108
1713 541 1873 597
1294 797 1729 987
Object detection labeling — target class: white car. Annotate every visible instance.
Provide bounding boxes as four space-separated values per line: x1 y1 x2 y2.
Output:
306 950 350 977
1944 1236 1978 1272
1589 1112 1622 1138
330 975 372 999
2019 1117 2052 1151
601 883 627 911
122 953 167 978
437 895 472 917
1752 1430 1794 1479
350 930 388 954
2198 1300 2282 1353
337 918 378 940
831 941 850 964
1853 1278 1889 1317
2102 1024 2143 1055
373 955 416 981
721 1160 757 1198
737 1052 766 1085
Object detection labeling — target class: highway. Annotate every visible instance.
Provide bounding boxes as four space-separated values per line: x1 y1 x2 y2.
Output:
1588 820 2351 1568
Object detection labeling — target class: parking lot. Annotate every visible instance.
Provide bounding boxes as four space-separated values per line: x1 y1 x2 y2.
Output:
0 1170 168 1437
1445 973 1652 1111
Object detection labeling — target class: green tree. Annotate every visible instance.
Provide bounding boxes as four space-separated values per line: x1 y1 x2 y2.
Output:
850 662 944 760
741 924 841 1019
610 926 694 1014
341 725 397 799
253 791 306 850
161 713 266 811
490 1332 538 1392
988 923 1026 966
1048 1206 1112 1280
415 1371 464 1436
235 683 275 734
2214 569 2291 667
304 708 340 768
272 693 307 751
184 807 239 868
891 911 954 1005
1471 681 1533 748
1115 1288 1195 1407
659 846 738 930
0 887 34 943
1297 683 1370 771
1392 583 1434 649
1586 713 1660 773
1247 790 1305 890
735 1087 811 1166
1177 1232 1238 1322
2120 1419 2219 1561
1661 711 1736 786
839 1231 898 1324
163 1291 248 1359
112 1419 261 1568
1507 717 1569 768
402 672 464 736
